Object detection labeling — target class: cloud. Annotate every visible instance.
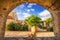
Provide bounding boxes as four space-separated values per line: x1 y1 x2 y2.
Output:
27 9 31 12
28 3 37 5
18 16 24 20
39 10 50 16
26 9 35 12
27 3 36 8
16 12 22 15
39 10 51 21
23 13 31 18
30 9 35 11
27 5 32 8
18 13 31 20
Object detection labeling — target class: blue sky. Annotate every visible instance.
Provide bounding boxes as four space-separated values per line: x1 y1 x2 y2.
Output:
12 3 51 21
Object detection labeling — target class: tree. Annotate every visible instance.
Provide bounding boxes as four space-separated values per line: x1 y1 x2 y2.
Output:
45 18 52 30
25 15 41 26
25 15 41 36
46 18 52 23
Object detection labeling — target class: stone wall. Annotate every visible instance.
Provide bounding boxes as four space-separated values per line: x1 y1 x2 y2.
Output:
0 0 60 40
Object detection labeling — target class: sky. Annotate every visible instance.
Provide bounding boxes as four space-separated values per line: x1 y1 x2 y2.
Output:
12 3 51 21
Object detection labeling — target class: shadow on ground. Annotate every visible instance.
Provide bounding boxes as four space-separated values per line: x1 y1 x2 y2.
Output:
4 37 57 40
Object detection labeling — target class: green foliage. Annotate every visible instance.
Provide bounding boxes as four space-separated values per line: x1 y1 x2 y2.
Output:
7 22 22 31
42 27 47 29
25 15 41 26
7 22 16 31
14 23 22 31
47 27 53 32
38 24 47 30
6 22 28 31
22 24 28 31
38 24 53 32
46 18 52 23
38 24 43 29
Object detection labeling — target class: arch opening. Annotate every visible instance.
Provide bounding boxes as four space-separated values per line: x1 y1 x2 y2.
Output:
5 2 55 37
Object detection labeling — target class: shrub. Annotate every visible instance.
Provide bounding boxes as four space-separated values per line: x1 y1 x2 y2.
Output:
14 23 22 31
22 24 28 31
7 22 16 31
42 27 47 29
47 27 53 32
38 25 43 29
7 22 22 31
38 24 47 29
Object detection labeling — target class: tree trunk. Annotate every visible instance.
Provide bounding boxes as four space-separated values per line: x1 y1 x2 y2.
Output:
31 26 37 37
0 14 7 40
46 23 49 31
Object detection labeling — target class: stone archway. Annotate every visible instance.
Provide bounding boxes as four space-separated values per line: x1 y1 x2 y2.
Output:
0 0 60 40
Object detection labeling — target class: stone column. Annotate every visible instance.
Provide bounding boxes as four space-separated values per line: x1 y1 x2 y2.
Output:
52 11 60 40
0 13 7 40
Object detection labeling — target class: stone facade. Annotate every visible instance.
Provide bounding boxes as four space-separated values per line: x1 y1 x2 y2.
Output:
41 21 53 27
17 20 27 25
0 0 60 40
8 12 18 22
6 12 18 25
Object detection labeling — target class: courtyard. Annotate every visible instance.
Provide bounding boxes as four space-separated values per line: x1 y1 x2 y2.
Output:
5 31 54 37
0 0 60 40
4 31 55 40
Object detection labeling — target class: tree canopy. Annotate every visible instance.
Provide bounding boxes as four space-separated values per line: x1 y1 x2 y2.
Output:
46 18 52 23
25 15 41 26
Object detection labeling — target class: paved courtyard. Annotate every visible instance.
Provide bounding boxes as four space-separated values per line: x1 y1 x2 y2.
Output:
4 31 56 40
5 31 55 37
